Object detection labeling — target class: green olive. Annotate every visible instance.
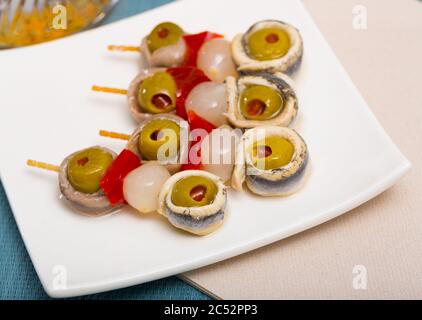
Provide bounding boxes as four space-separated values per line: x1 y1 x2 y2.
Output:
240 85 283 120
250 136 294 170
171 176 218 207
147 22 184 53
137 71 177 114
138 119 180 161
67 147 113 194
247 27 290 61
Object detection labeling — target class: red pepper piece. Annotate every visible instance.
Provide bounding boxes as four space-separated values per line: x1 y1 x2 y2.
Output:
187 110 216 133
181 161 202 171
181 118 213 171
100 149 141 205
166 67 210 120
183 31 224 67
181 141 202 170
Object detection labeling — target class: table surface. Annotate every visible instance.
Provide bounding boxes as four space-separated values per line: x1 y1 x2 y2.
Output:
0 0 209 300
184 0 422 299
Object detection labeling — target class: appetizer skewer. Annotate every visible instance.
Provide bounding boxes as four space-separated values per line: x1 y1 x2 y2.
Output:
27 147 227 236
26 127 309 234
100 123 241 184
92 66 217 130
28 146 126 216
108 20 304 78
108 22 238 83
93 70 298 129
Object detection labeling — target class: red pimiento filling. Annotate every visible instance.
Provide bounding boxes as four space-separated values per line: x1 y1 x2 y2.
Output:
166 67 209 120
187 110 216 133
100 149 141 205
182 31 224 67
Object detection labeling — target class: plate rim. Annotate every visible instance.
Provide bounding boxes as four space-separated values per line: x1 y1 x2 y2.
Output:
38 160 409 297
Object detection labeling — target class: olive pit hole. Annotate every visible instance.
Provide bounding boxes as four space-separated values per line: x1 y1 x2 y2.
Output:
190 185 207 202
150 130 160 141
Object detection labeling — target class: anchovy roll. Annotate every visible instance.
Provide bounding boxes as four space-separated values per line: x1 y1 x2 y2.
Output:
158 170 227 236
126 114 188 174
127 68 176 123
59 146 122 216
232 20 303 74
225 72 298 129
140 22 187 68
232 126 309 196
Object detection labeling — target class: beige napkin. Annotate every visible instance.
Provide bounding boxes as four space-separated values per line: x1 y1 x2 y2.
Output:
182 0 422 299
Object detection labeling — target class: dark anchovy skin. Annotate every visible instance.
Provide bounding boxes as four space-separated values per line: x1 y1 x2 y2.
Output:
165 201 226 233
238 54 302 76
251 71 299 116
239 51 304 76
234 71 298 116
284 52 303 75
255 71 297 106
60 194 121 216
246 153 309 195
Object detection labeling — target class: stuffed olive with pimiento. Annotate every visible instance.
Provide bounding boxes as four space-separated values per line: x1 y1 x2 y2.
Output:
59 146 122 216
158 170 227 236
225 72 298 128
171 175 219 208
137 71 177 114
232 126 309 196
126 114 188 174
146 22 184 53
127 68 178 122
141 21 187 68
137 118 180 161
232 20 303 74
239 85 283 121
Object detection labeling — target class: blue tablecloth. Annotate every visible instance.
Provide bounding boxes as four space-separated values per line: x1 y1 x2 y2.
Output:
0 0 209 300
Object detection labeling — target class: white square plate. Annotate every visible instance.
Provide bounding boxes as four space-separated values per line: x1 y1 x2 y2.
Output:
0 0 410 298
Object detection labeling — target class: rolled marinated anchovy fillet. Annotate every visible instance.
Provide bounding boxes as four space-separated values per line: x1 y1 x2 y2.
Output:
158 170 227 236
232 20 303 74
127 68 169 123
126 114 188 174
232 126 309 197
58 147 122 216
140 36 187 68
225 72 298 128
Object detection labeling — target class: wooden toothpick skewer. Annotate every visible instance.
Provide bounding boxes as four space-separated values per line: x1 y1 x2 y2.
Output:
91 85 128 95
107 45 140 52
27 160 60 172
99 130 131 141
